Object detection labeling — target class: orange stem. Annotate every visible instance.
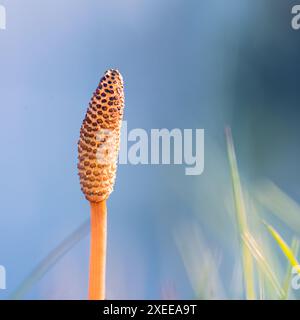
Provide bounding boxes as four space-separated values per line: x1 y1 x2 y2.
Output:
88 200 107 300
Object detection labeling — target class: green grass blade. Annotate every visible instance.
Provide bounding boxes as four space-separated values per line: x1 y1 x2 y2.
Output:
255 182 300 234
225 127 256 299
282 238 300 300
174 224 226 299
242 231 284 298
264 222 300 272
258 269 265 300
10 219 90 300
264 221 300 299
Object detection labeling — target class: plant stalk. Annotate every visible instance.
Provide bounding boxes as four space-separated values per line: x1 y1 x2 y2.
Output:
89 200 107 300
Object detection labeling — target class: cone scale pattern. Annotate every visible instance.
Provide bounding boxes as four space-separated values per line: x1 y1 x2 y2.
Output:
78 69 124 202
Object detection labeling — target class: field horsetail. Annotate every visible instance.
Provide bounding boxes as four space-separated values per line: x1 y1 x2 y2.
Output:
77 69 125 300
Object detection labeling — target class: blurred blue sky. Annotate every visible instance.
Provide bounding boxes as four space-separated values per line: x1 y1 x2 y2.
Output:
0 0 300 299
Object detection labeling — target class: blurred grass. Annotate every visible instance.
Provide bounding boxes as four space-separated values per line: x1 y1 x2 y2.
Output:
225 127 256 299
282 238 299 300
255 182 300 234
264 223 300 273
264 222 300 299
10 127 300 300
176 128 300 300
175 224 225 299
242 231 284 297
10 219 90 300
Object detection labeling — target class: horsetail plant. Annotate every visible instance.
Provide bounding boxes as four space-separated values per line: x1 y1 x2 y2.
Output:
78 69 125 300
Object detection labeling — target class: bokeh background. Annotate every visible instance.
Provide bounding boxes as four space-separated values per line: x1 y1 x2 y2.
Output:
1 0 300 299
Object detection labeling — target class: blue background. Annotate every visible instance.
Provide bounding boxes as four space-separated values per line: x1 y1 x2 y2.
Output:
0 0 300 299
